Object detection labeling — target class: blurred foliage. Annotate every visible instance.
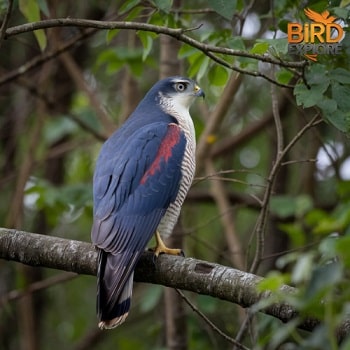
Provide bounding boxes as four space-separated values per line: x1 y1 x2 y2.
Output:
1 0 350 349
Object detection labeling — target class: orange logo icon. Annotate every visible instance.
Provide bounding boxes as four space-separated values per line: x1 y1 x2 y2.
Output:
287 8 344 61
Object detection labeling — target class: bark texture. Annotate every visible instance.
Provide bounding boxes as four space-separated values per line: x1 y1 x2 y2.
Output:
0 227 349 341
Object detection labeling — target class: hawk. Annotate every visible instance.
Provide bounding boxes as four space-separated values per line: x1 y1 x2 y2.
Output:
91 76 204 329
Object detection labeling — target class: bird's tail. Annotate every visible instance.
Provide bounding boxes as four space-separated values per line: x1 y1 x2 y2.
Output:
96 250 134 329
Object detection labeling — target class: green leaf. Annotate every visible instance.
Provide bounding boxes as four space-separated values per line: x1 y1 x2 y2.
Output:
106 29 120 44
294 82 328 108
25 179 92 227
333 7 350 20
305 262 342 299
269 319 301 348
128 60 144 77
19 0 47 51
208 65 229 86
119 0 141 14
278 19 289 33
96 49 123 74
270 195 296 218
296 195 314 217
313 217 344 235
226 36 246 50
257 271 289 292
138 31 157 61
43 116 77 145
147 10 166 26
197 56 210 81
331 67 350 84
318 98 338 115
250 42 269 54
317 96 350 132
332 83 350 111
37 0 49 17
337 181 350 198
153 0 173 13
188 53 209 80
291 253 314 284
208 0 237 20
96 47 145 76
279 223 306 247
306 64 330 86
305 209 329 227
123 5 144 21
275 68 294 85
324 109 350 133
265 38 289 55
335 235 350 268
178 44 198 59
318 236 338 266
305 207 350 236
270 195 312 219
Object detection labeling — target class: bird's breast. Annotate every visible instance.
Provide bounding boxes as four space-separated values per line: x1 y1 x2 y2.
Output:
157 111 196 238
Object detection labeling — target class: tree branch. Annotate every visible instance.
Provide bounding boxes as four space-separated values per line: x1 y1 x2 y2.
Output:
3 18 307 88
4 19 305 68
1 227 349 341
0 28 95 87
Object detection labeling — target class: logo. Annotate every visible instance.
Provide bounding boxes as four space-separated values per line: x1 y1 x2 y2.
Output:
287 8 344 61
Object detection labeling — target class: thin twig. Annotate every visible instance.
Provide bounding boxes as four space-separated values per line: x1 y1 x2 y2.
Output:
0 272 77 306
281 158 317 166
0 28 95 86
66 113 108 141
234 313 255 350
249 113 322 274
205 51 295 89
14 77 108 141
175 289 251 350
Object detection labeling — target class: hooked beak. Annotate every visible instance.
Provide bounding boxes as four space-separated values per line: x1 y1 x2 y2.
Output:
194 84 205 98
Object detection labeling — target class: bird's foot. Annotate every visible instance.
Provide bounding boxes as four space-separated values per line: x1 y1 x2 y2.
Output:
150 231 184 262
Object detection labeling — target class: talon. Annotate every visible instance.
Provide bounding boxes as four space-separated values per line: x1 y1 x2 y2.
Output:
151 231 185 258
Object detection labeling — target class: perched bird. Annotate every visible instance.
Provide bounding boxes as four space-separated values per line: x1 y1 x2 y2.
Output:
91 76 204 329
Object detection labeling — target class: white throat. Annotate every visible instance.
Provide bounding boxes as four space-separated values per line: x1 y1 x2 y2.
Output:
158 92 195 141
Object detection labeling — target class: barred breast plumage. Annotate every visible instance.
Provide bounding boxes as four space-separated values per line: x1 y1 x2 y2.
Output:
157 94 197 238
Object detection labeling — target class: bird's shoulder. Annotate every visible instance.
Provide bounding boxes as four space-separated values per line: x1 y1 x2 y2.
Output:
93 118 186 210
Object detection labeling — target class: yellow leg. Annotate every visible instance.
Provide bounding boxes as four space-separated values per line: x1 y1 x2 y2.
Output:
153 231 184 257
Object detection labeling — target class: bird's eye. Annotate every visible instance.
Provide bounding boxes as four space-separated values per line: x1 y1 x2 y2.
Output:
175 82 187 92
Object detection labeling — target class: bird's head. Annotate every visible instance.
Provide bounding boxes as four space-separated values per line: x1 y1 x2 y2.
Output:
143 76 205 114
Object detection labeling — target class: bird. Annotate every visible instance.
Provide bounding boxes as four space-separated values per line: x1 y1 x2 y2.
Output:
91 76 204 329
